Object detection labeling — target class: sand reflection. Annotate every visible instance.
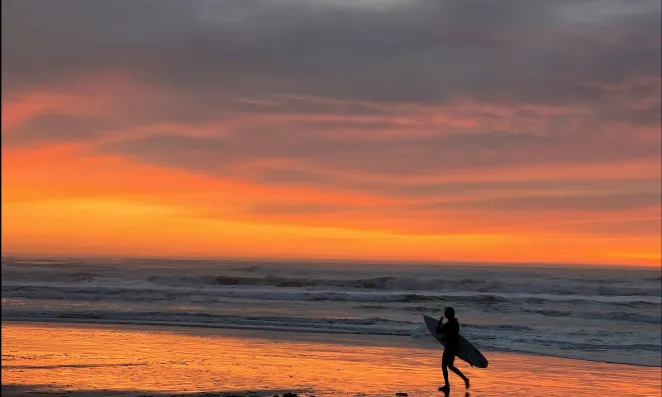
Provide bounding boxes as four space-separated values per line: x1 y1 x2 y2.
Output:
2 323 660 397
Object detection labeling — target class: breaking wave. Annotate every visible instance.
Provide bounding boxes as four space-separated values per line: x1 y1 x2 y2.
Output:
2 257 660 367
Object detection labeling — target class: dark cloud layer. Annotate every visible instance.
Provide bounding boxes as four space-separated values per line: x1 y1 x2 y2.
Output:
3 0 660 105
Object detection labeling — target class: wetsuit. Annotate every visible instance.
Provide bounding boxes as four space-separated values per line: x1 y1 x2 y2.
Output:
440 317 460 365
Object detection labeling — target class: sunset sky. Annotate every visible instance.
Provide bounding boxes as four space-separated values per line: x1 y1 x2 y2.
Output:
2 0 660 266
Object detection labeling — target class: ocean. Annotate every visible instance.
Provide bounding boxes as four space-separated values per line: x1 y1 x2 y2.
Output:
2 257 660 367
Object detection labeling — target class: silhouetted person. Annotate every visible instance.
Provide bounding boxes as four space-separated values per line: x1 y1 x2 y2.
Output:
436 306 470 393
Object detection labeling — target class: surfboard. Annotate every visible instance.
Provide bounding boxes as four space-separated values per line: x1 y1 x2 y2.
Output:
423 315 488 368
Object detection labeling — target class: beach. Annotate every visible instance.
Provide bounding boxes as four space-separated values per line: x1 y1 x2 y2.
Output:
2 258 660 396
3 322 660 397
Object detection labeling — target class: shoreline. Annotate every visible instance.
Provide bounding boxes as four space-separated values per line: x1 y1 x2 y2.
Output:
2 319 659 369
3 254 657 270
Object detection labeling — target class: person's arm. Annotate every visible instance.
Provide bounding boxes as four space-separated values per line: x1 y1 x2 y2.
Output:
435 316 446 334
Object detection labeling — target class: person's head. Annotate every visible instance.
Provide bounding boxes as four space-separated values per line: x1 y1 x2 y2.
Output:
444 306 455 319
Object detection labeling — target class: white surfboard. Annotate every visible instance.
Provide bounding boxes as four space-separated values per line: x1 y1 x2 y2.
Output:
423 315 488 368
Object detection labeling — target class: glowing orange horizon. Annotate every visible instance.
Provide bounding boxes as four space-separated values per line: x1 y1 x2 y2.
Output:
2 73 660 268
2 145 659 267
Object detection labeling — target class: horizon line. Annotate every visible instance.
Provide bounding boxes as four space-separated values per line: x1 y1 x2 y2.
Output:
2 252 658 271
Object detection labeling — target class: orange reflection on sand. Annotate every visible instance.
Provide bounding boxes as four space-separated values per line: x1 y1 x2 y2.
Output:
2 323 660 397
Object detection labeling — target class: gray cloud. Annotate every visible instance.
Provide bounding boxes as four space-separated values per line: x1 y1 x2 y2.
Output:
97 131 550 175
368 178 662 201
229 189 661 230
3 113 119 147
98 125 659 178
236 175 662 215
419 191 661 212
2 0 660 107
536 217 662 237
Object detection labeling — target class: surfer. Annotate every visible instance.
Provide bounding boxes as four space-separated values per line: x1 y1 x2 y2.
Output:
436 306 470 393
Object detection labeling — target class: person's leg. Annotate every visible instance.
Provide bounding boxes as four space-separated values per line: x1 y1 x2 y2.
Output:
441 362 450 386
449 365 470 389
439 351 451 391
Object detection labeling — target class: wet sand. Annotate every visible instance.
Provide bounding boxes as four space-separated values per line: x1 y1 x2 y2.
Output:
2 322 660 397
